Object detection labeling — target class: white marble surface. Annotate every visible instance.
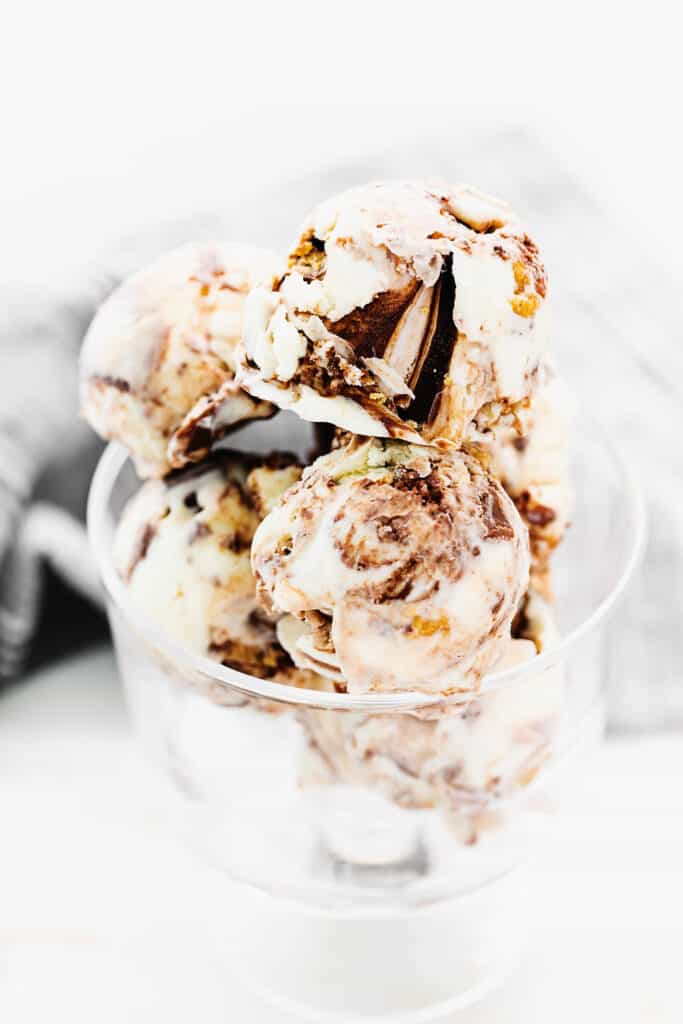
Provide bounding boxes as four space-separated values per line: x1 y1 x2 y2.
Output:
1 649 682 1022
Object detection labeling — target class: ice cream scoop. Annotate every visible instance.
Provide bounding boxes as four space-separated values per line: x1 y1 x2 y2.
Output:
478 370 572 597
312 367 571 598
514 584 562 652
237 181 549 447
81 242 278 479
252 438 530 695
113 450 308 684
299 601 562 844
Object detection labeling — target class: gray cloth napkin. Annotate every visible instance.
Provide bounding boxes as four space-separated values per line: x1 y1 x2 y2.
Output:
1 128 680 729
0 283 106 676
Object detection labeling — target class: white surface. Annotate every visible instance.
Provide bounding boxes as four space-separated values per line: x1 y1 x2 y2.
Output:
1 649 681 1022
2 6 682 281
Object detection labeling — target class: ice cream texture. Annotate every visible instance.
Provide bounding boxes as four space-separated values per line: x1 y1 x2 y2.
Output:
81 242 278 478
477 369 572 596
238 180 549 448
113 451 309 684
298 593 562 842
252 437 530 695
80 174 576 852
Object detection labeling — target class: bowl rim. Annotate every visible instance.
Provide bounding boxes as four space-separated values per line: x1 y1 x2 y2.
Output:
87 425 646 712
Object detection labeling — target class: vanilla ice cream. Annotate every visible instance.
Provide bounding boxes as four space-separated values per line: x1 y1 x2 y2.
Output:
252 438 530 695
81 242 278 478
238 181 549 447
113 450 309 684
299 604 563 844
478 370 572 595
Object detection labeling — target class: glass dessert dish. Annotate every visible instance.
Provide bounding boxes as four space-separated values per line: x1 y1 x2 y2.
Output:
88 415 644 1022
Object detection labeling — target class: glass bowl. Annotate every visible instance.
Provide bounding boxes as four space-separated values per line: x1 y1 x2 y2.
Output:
87 414 644 1022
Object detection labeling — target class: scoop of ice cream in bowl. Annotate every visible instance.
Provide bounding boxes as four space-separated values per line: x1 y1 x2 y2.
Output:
252 437 530 694
80 242 277 479
237 180 549 447
82 178 643 1021
112 449 309 685
87 413 641 1019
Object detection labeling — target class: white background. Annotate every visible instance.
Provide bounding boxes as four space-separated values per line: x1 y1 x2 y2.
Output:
2 2 682 284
